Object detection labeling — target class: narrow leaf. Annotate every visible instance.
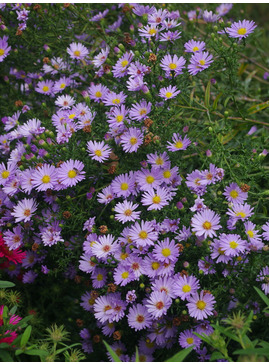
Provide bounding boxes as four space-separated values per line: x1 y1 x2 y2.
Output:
205 81 211 108
21 325 32 348
0 349 13 361
254 286 269 307
248 100 269 115
135 346 139 362
212 92 223 111
0 280 15 288
233 348 269 357
25 349 49 357
103 340 122 362
210 351 225 361
165 346 193 362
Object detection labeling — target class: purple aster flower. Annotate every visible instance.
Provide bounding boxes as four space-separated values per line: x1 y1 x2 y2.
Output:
198 257 216 275
0 36 11 62
127 304 152 331
159 85 181 100
151 275 177 298
256 266 269 295
190 197 207 212
138 24 160 39
88 83 109 103
132 5 156 16
141 186 172 211
210 238 232 263
225 20 257 40
41 265 50 274
67 42 89 60
80 291 95 312
22 270 38 284
191 209 221 238
89 9 109 22
200 163 220 185
126 290 137 303
152 238 179 263
92 46 109 68
91 234 119 260
188 51 213 76
103 91 127 106
114 201 141 223
219 233 247 257
58 159 85 187
112 51 134 78
136 168 163 191
93 295 115 323
87 140 112 163
101 321 115 336
22 251 38 268
167 133 191 151
203 10 219 22
160 54 186 77
129 220 158 248
263 72 269 80
40 221 64 247
159 30 182 42
11 198 38 223
176 226 192 242
173 274 200 300
129 100 152 121
31 164 58 192
3 226 23 250
111 173 136 198
216 3 233 16
184 39 206 53
55 94 75 109
35 80 54 95
223 182 248 204
187 291 216 320
113 264 136 286
227 203 254 221
262 222 269 241
92 267 107 288
97 186 114 205
120 127 144 153
18 118 45 137
145 291 172 319
179 329 201 350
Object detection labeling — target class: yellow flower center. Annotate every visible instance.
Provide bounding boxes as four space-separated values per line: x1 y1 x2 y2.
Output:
149 29 157 35
108 323 114 328
1 170 10 179
124 209 132 216
112 98 120 104
165 92 173 98
95 91 102 97
68 170 77 178
203 221 212 230
199 60 205 66
121 182 129 190
121 60 128 67
42 86 49 92
94 150 102 157
218 247 225 255
182 284 191 293
230 190 239 198
237 256 242 261
68 113 76 119
139 230 148 239
130 137 138 145
169 63 177 69
229 241 238 249
0 49 5 56
42 175 51 183
236 212 246 218
163 170 171 178
193 46 199 52
60 83 66 89
96 274 103 281
120 252 129 260
152 195 161 204
115 349 122 356
24 209 31 217
155 157 163 165
161 248 171 257
247 230 254 238
152 262 160 270
116 115 123 123
237 27 247 35
139 108 147 115
175 141 183 149
196 300 206 310
146 176 155 184
74 50 81 57
121 271 129 279
186 337 194 344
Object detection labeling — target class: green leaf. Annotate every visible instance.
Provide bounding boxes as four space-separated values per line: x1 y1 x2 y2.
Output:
135 346 139 362
254 286 269 307
0 349 13 361
233 348 269 357
0 343 10 349
0 280 15 288
25 349 49 358
55 343 81 355
194 332 212 345
205 81 211 108
210 351 225 361
212 92 223 111
224 96 232 108
21 325 32 348
165 346 193 362
103 340 122 362
211 325 239 343
15 349 24 356
248 100 269 115
10 305 17 315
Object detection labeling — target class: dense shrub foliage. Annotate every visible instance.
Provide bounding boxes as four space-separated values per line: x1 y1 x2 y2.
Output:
0 3 269 362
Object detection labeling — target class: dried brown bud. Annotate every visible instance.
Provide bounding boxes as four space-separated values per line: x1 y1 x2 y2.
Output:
16 29 23 36
240 183 250 192
99 225 108 234
15 100 23 107
17 161 23 167
144 118 154 128
203 290 212 295
93 335 101 343
83 126 92 133
148 53 157 62
32 243 39 252
35 163 43 170
63 211 72 219
76 319 84 327
123 33 133 45
56 161 64 168
177 243 184 253
172 317 181 326
144 134 152 146
113 331 121 341
122 5 131 13
107 283 117 293
180 314 189 322
180 270 188 277
153 135 160 143
74 275 82 284
63 3 70 8
91 291 99 299
43 57 50 64
108 165 116 175
109 152 119 161
45 189 53 196
33 4 42 11
103 64 111 74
